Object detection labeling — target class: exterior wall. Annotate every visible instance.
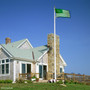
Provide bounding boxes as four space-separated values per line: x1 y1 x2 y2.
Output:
47 34 60 75
39 53 48 64
32 63 36 73
19 41 32 49
0 49 10 59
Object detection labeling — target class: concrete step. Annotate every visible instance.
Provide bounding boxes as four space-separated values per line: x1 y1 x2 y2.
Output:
33 80 48 83
39 80 48 83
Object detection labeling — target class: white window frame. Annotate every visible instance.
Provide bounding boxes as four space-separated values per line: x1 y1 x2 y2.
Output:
38 63 48 80
60 66 64 73
19 61 32 74
0 58 10 76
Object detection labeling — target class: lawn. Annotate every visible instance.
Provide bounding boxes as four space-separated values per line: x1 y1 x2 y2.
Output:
0 83 90 90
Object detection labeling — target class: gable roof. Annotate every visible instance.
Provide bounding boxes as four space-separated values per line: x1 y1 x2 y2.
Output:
1 39 49 62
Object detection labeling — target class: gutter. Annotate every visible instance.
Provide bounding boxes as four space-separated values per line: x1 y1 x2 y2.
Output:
10 57 37 63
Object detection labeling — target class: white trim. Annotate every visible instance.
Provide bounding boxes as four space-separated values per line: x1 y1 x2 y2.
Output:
17 39 33 49
20 62 21 73
26 39 33 48
0 45 13 57
12 57 34 62
13 60 16 82
17 39 26 48
60 66 64 72
59 54 67 66
38 63 48 80
19 61 32 73
39 63 48 72
37 50 48 61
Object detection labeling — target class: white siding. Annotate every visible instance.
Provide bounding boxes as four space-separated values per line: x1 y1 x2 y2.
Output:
0 49 10 59
39 53 48 64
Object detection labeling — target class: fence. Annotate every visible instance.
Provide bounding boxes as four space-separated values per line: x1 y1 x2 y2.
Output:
19 73 39 80
48 72 90 83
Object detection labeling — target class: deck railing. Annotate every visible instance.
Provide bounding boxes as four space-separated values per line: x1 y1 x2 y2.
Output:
19 73 39 80
47 72 90 83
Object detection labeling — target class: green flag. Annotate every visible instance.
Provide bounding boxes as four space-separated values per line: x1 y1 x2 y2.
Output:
55 9 70 18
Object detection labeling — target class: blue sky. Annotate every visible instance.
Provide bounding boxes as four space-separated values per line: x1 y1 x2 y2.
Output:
0 0 90 75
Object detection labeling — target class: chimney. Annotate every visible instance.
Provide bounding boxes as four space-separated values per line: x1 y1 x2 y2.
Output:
5 37 11 44
47 33 60 77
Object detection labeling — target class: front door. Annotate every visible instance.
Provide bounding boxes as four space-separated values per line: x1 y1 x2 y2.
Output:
27 64 31 73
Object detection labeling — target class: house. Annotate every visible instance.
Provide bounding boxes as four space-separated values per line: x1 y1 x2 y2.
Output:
0 33 67 82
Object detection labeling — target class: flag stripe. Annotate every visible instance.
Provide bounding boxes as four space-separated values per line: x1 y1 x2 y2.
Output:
55 9 70 18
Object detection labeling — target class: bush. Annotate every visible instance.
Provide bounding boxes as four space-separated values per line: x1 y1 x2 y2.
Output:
32 76 36 79
5 80 12 83
0 80 12 83
56 80 63 84
16 79 24 83
26 80 32 83
69 80 74 84
64 80 70 84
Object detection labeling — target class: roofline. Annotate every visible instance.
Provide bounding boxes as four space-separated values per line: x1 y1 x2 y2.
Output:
17 39 33 48
26 39 33 48
0 44 13 57
11 57 36 62
59 54 67 66
37 49 49 61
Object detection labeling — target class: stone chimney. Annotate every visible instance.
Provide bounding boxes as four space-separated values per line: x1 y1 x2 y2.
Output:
47 33 60 78
5 37 11 44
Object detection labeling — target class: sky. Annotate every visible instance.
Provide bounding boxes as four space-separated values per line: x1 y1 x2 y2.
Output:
0 0 90 75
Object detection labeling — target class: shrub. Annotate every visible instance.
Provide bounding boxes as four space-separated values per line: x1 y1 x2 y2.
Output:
64 80 70 84
5 80 12 83
32 76 36 79
26 80 32 83
56 80 63 84
69 80 74 84
0 80 12 83
16 79 24 83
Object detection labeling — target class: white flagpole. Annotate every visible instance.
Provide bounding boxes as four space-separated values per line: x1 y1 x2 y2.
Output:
54 7 56 80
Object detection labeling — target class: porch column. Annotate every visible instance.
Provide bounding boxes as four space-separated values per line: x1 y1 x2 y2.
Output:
42 58 43 80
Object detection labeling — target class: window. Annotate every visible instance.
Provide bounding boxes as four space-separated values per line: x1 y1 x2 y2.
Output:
6 59 9 62
2 65 4 74
60 68 62 73
6 64 9 74
39 65 42 78
2 60 5 63
22 64 25 73
0 59 10 75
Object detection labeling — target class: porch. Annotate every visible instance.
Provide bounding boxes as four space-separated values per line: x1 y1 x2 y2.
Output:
18 72 90 83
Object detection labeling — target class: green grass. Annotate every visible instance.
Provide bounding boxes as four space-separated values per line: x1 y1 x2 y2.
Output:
0 83 90 90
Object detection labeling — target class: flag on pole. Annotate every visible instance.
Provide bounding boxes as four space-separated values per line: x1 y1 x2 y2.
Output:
53 7 70 80
55 9 70 18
